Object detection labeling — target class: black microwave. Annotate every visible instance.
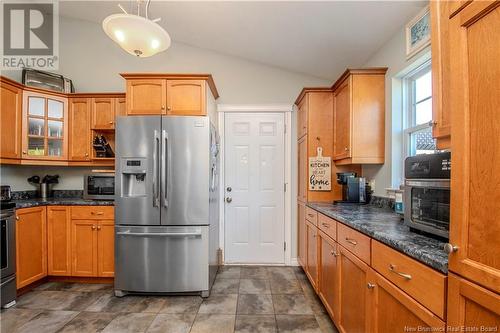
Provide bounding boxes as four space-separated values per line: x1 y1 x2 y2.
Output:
83 173 115 200
404 152 451 239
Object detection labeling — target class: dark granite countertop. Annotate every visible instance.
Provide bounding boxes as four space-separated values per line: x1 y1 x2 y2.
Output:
13 198 114 209
307 202 448 274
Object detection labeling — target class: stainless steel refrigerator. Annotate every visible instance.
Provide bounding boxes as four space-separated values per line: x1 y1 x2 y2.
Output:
114 116 219 297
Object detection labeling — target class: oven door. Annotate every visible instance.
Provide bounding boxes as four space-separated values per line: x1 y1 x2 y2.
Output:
404 180 450 238
1 210 16 279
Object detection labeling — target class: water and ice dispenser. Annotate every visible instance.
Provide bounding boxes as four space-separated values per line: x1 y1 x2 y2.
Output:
120 158 147 197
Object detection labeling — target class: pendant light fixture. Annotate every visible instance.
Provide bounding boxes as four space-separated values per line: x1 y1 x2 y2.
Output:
102 0 171 57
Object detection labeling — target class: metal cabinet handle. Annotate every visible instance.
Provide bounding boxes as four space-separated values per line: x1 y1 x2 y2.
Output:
152 130 159 207
345 237 357 245
16 216 19 221
109 121 113 124
162 130 169 208
367 283 375 289
97 225 101 230
389 264 412 280
428 120 437 127
321 223 330 228
161 105 165 110
307 213 315 217
443 243 458 254
167 106 171 111
91 225 96 230
91 211 104 215
330 250 339 257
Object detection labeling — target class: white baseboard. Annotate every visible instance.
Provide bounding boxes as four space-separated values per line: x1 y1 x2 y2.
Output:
290 258 299 266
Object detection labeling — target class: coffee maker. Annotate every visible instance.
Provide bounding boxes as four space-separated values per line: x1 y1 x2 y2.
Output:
334 172 370 204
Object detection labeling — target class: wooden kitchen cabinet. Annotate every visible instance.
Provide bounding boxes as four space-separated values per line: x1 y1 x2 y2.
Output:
16 207 47 289
125 79 167 115
115 97 126 118
0 77 23 162
71 207 114 277
297 94 308 139
297 136 307 203
447 273 500 329
318 231 340 323
430 0 451 149
91 98 115 129
447 1 500 294
338 245 370 333
297 201 306 267
332 68 387 165
97 220 115 277
368 269 445 333
166 80 206 116
68 98 91 161
306 220 318 290
47 206 72 276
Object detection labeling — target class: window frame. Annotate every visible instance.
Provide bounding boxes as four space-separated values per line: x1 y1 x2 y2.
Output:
402 60 433 158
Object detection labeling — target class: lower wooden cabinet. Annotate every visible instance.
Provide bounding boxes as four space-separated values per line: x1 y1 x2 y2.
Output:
297 202 306 267
369 269 445 333
318 231 340 323
305 220 318 290
97 220 115 277
16 207 47 288
338 245 371 333
447 273 500 330
47 206 72 275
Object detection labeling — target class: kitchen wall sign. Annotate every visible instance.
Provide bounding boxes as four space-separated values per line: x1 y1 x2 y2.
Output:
309 147 331 191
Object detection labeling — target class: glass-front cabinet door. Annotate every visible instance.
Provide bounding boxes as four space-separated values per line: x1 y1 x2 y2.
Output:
22 91 68 160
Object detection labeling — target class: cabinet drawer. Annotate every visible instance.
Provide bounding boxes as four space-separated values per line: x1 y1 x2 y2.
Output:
337 223 371 264
71 206 114 220
318 214 336 241
372 240 446 319
305 207 318 225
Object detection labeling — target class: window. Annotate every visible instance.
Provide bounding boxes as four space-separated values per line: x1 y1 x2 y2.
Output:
403 62 436 157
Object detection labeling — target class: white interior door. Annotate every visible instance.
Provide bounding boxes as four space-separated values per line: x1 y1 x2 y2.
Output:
224 113 285 264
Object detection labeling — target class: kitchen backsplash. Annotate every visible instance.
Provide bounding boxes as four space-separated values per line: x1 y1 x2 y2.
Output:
0 165 113 191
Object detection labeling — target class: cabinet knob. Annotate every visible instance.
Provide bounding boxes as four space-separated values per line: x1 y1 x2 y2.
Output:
22 151 26 154
97 225 101 230
85 153 89 157
443 243 459 254
367 283 375 290
92 225 96 230
161 106 165 110
16 216 19 221
330 250 339 257
167 106 171 111
428 120 437 127
344 147 349 152
109 121 113 124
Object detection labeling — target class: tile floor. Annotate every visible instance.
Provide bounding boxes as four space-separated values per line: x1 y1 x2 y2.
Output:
0 266 339 333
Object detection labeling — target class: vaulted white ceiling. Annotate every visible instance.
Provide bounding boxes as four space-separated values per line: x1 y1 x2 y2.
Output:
60 1 426 80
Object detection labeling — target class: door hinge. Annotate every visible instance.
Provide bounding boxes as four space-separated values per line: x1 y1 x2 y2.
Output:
284 124 286 134
284 242 287 251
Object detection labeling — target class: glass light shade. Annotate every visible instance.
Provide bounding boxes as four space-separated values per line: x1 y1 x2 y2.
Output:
102 13 171 57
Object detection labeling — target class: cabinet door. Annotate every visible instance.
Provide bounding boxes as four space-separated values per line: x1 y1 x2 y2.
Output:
126 79 166 115
47 206 71 276
306 221 318 290
298 136 307 202
297 201 306 268
71 219 97 277
115 97 126 118
430 0 451 148
16 207 47 288
447 1 500 293
97 220 114 277
447 274 500 330
0 80 22 160
338 245 370 333
297 95 308 139
91 98 115 129
318 232 340 323
369 269 445 333
166 80 206 116
333 77 351 160
68 98 91 161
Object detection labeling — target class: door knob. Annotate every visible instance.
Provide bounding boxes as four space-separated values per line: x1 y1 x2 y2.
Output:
226 197 232 203
226 187 232 192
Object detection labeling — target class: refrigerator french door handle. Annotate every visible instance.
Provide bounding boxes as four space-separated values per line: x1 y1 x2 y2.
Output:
162 130 169 208
152 130 160 207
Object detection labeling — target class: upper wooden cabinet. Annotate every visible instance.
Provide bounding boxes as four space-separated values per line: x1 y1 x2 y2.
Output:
16 207 47 289
332 68 387 165
1 78 23 162
447 1 500 294
21 90 69 161
430 0 451 149
121 74 219 117
91 97 115 129
68 98 91 161
115 97 126 118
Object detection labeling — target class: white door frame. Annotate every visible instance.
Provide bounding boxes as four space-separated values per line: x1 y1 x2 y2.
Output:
217 104 293 265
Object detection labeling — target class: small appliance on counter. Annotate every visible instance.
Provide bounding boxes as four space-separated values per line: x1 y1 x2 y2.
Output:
22 68 74 93
334 172 371 204
27 175 59 200
1 185 17 308
83 173 115 200
404 152 451 239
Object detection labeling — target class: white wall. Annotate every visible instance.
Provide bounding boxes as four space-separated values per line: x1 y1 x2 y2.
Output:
361 26 431 196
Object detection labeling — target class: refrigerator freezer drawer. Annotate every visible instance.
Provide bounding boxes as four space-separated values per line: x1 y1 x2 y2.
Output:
114 225 209 293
